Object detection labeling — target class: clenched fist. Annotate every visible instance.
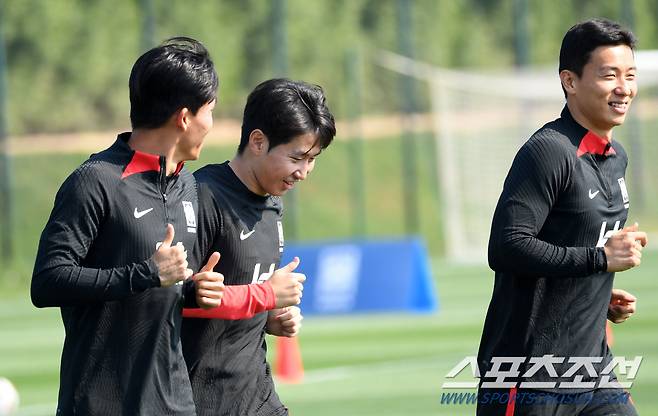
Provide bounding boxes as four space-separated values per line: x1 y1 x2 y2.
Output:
604 222 648 272
266 306 303 337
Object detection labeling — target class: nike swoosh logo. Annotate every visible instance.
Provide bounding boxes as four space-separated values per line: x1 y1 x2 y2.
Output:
134 207 154 219
588 189 600 199
240 229 255 240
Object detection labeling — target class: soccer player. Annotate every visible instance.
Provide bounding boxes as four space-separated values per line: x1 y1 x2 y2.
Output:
31 37 224 415
181 78 336 416
477 19 647 415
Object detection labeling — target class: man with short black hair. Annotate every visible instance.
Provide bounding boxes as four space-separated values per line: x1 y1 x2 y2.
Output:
477 18 646 415
32 37 224 415
181 78 336 416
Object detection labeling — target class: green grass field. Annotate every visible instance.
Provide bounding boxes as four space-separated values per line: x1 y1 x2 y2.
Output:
1 136 657 415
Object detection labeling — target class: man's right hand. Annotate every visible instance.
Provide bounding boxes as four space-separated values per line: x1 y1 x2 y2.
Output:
193 252 225 309
268 257 305 307
152 224 193 287
604 222 648 272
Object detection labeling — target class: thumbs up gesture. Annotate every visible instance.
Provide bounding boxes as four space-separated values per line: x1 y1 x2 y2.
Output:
152 224 193 287
268 257 306 308
604 222 648 272
193 251 225 309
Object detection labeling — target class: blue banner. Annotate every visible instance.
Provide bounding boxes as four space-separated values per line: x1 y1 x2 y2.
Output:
281 237 438 315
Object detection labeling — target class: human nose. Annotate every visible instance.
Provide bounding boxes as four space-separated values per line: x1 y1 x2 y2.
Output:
293 160 311 181
616 79 635 97
293 168 307 181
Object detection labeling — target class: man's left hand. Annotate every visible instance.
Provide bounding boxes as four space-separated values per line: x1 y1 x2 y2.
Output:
266 306 303 337
608 288 637 324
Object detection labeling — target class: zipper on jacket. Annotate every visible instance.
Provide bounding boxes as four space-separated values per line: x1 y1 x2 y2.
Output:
159 156 168 224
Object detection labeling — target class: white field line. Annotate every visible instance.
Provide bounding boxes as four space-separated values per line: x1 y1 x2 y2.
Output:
282 355 445 385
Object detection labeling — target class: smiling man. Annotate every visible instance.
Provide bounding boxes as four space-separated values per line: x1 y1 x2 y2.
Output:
477 19 647 416
181 78 336 416
31 38 224 415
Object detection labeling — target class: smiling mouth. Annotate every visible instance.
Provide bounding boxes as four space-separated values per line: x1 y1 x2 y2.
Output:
609 101 630 113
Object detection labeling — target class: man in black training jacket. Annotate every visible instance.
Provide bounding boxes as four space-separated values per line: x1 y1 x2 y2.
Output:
31 37 224 415
182 78 336 416
477 18 647 416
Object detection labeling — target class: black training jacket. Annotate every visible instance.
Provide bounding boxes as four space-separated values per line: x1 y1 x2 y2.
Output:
32 133 198 415
478 107 630 392
182 162 287 416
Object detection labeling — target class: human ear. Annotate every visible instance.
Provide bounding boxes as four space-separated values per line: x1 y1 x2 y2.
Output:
249 129 269 154
174 107 191 131
560 70 577 95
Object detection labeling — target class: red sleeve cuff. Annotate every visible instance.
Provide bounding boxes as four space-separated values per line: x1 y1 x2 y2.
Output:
182 281 277 320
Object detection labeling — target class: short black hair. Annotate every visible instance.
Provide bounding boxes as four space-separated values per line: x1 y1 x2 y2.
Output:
238 78 336 154
129 37 218 129
559 18 636 77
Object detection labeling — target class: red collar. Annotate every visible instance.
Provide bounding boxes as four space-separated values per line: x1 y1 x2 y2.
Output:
121 151 185 179
576 131 616 157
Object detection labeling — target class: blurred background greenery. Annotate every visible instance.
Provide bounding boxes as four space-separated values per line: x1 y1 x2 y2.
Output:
2 0 658 134
1 0 656 262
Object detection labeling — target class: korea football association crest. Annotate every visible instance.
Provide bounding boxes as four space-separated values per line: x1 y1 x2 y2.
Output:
182 201 197 233
277 220 284 253
617 178 629 209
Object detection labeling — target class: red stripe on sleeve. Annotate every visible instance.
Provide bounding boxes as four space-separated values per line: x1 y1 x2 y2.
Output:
505 386 517 416
182 281 277 320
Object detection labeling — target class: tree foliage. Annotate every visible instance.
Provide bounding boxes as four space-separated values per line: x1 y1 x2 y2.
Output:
2 0 657 135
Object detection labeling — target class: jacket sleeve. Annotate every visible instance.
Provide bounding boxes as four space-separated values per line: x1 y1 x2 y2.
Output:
31 166 160 308
183 281 277 320
487 136 606 278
